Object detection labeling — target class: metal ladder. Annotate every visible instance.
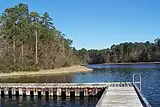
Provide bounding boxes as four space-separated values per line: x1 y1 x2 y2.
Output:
133 73 141 92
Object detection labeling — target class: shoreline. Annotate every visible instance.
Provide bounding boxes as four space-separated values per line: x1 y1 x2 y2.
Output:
0 65 92 79
86 62 160 65
105 62 160 64
0 62 159 79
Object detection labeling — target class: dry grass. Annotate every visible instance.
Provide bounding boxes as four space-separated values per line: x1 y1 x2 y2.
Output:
0 65 92 79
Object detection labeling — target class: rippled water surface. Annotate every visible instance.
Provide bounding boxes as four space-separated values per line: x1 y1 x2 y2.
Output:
0 63 160 107
0 96 99 107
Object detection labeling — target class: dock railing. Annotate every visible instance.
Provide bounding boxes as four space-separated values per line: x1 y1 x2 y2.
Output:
133 73 151 107
133 73 141 91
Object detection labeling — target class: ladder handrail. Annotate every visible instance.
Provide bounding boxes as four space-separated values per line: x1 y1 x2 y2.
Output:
133 73 141 92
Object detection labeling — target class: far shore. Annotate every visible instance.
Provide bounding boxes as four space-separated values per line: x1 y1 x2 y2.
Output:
83 62 160 65
105 62 160 64
0 62 159 79
0 65 92 79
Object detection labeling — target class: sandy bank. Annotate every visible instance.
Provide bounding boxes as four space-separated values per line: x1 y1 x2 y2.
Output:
0 65 92 78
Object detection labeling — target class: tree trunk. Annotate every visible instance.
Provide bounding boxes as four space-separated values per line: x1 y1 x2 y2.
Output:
13 38 16 63
121 45 124 62
156 45 158 54
35 29 38 64
115 53 117 63
107 53 110 63
21 44 24 64
127 52 130 62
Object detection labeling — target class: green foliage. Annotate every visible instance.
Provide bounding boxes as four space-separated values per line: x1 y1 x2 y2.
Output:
0 3 76 72
75 39 160 64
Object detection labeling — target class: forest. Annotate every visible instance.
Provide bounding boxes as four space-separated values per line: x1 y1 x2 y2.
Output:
0 3 79 72
74 39 160 64
0 3 160 72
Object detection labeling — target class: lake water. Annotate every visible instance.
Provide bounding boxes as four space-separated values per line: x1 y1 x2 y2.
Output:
0 96 99 107
0 63 160 107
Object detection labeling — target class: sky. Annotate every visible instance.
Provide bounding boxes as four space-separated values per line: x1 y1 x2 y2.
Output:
0 0 160 49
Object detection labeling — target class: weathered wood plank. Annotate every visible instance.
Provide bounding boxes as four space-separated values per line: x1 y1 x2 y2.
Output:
96 86 143 107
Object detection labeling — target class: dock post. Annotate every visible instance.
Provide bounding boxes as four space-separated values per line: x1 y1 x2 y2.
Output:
30 88 34 97
15 88 19 97
1 88 4 97
93 88 97 96
22 88 26 96
37 88 42 97
53 88 57 97
61 88 66 97
19 88 23 96
8 88 12 97
42 88 45 96
49 88 53 96
80 88 84 97
26 88 30 96
4 87 8 95
66 88 70 96
34 88 38 96
75 88 80 96
70 88 75 98
45 88 49 98
95 88 99 97
88 88 93 96
57 88 61 96
12 88 15 96
84 88 88 96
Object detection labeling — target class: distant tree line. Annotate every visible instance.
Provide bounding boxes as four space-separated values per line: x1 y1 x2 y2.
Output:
0 3 79 72
74 39 160 64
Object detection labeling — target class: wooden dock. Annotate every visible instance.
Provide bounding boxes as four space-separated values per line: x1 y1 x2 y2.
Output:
0 82 108 97
96 83 150 107
0 82 151 106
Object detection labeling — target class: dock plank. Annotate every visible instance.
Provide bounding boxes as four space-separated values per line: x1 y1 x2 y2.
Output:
96 86 143 107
